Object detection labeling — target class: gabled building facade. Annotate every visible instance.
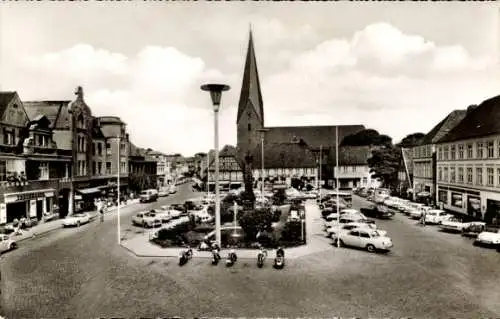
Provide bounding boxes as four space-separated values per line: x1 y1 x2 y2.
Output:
207 145 244 192
412 109 467 204
436 95 500 223
0 92 72 224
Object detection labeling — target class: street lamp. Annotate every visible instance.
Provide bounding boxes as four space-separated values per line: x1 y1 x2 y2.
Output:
201 83 230 248
256 128 269 204
116 135 122 245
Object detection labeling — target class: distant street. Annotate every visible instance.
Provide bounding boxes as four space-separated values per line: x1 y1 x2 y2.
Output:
1 188 500 318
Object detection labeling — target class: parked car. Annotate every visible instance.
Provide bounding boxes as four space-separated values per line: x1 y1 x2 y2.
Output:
360 204 394 219
158 189 169 197
148 208 172 223
334 229 393 253
424 210 454 225
461 222 486 238
62 213 91 227
440 219 484 233
161 205 183 219
132 212 162 228
0 234 17 253
409 206 432 219
169 186 178 194
474 225 500 247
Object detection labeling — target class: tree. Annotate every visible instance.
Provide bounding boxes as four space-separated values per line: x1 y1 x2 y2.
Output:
397 132 425 148
340 129 392 147
272 189 287 205
237 207 274 241
367 147 401 190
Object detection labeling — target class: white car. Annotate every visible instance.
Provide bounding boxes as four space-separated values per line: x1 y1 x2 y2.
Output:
326 222 387 239
409 206 432 219
335 229 393 252
474 225 500 246
0 234 17 252
63 213 91 227
160 205 183 219
132 212 162 228
169 186 177 194
148 209 172 223
425 210 454 225
440 219 485 233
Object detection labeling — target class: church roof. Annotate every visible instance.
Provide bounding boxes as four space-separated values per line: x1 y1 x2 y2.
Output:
265 125 366 150
251 142 317 169
237 29 264 124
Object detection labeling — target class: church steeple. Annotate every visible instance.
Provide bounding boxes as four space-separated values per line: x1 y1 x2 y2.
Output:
236 27 264 125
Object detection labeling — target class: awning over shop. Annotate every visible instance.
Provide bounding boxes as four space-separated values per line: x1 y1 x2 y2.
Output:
77 187 102 195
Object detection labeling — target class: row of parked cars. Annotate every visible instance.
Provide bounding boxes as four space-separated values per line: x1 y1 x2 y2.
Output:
379 196 500 252
321 203 394 253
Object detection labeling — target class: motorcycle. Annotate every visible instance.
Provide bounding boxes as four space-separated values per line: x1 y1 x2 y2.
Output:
273 255 285 269
178 248 193 266
211 250 221 265
226 251 237 267
257 251 266 268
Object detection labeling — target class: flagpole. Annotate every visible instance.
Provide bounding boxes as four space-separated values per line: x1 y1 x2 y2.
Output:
336 126 340 248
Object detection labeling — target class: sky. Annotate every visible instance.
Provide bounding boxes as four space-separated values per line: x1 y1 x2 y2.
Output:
1 3 499 157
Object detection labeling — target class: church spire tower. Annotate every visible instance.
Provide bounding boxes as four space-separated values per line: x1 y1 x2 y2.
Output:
236 27 264 125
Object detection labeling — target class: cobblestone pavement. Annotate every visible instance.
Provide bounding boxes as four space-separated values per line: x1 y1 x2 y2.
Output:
1 190 500 318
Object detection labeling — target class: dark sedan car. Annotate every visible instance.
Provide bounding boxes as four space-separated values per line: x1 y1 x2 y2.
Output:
360 204 394 219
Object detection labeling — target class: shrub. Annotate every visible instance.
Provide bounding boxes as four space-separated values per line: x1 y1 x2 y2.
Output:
272 189 287 205
238 207 274 242
280 220 305 243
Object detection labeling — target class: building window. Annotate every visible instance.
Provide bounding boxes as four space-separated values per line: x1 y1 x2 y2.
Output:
3 128 15 145
437 147 442 160
438 167 442 181
444 146 449 160
450 145 456 160
467 167 473 184
450 167 456 183
487 167 494 186
106 143 112 155
438 190 448 204
497 168 500 187
106 162 111 174
458 144 464 159
451 193 463 208
476 167 483 185
467 144 473 158
92 143 96 156
458 167 464 183
477 142 484 159
97 143 102 156
92 161 96 175
487 141 494 158
98 162 102 174
0 160 6 181
443 167 448 182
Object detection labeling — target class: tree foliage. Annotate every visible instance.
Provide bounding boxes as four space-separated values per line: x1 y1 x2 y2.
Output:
238 207 274 241
340 129 392 147
367 147 401 189
397 132 425 148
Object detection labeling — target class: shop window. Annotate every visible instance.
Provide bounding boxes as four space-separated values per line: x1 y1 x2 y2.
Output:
487 167 494 186
476 167 483 185
458 144 464 159
467 167 473 184
438 190 448 204
458 167 464 183
477 142 484 159
467 196 482 219
451 193 463 208
467 144 473 158
487 141 495 158
450 145 456 160
46 197 52 213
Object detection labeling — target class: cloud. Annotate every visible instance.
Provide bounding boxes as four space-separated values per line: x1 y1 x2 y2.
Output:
11 21 500 154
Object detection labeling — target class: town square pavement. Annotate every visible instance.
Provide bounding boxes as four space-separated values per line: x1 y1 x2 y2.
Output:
1 185 500 318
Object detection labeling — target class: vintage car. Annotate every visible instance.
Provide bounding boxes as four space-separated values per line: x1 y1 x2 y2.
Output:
360 204 394 219
334 229 393 253
474 225 500 247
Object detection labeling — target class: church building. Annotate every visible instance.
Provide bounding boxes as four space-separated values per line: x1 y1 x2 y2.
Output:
235 30 369 188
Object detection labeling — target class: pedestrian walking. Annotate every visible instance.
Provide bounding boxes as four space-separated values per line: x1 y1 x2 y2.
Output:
420 211 426 226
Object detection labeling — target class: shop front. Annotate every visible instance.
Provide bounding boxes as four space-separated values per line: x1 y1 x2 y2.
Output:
467 195 482 220
437 185 481 217
485 199 500 224
0 189 56 225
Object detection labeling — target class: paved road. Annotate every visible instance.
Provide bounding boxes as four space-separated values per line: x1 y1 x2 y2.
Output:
1 190 500 318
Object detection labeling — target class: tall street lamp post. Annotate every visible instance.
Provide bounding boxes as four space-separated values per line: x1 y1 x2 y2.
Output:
256 128 269 204
117 135 122 245
201 83 230 248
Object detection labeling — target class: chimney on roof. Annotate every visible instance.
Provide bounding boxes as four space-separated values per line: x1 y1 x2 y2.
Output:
467 104 478 113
